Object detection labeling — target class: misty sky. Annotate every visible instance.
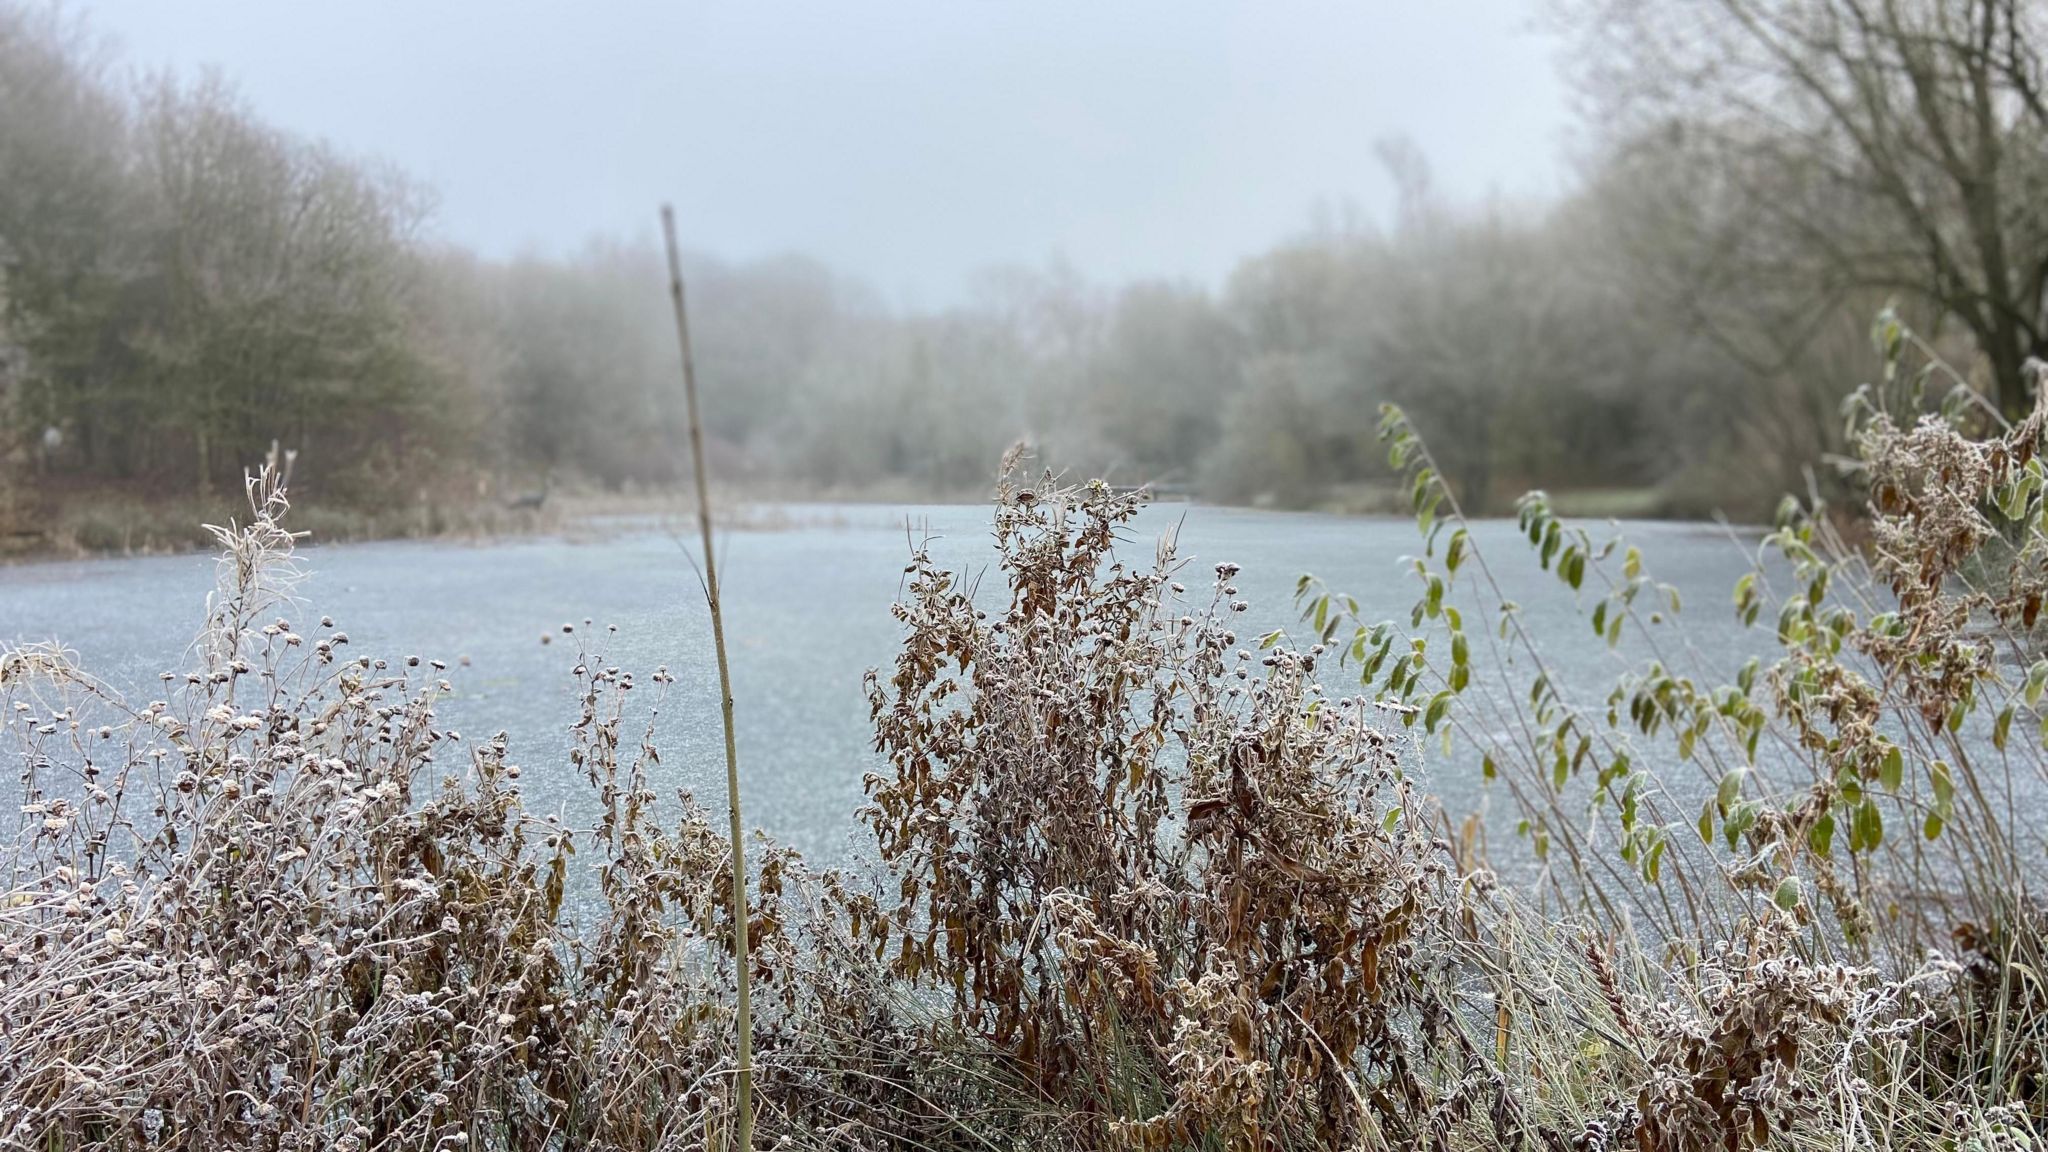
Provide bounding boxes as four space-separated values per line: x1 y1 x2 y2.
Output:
77 1 1570 305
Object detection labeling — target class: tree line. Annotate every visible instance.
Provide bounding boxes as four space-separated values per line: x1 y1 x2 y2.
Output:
2 0 2042 524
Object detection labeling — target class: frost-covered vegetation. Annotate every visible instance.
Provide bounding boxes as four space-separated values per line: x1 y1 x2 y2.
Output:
6 318 2048 1149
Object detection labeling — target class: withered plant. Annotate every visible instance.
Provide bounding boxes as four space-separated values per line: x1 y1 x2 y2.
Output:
0 457 1011 1151
860 468 1484 1148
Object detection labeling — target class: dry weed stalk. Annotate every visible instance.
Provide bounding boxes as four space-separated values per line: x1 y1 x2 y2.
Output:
660 203 755 1150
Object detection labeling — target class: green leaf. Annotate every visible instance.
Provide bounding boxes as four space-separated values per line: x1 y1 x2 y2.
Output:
1874 310 1902 359
1878 745 1903 792
1772 877 1801 910
1723 801 1757 851
1733 572 1760 627
1808 810 1834 857
1481 753 1497 781
2003 479 2031 521
1424 690 1452 734
1411 467 1435 511
1995 706 2015 752
1852 799 1884 853
1716 769 1743 815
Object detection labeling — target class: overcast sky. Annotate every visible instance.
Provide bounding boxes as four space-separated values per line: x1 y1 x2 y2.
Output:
77 1 1570 305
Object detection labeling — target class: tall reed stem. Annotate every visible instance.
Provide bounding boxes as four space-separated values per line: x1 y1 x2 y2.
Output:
661 204 753 1149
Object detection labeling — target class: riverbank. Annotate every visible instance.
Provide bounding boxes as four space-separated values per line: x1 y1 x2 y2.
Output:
0 487 556 560
0 481 972 564
0 476 1684 563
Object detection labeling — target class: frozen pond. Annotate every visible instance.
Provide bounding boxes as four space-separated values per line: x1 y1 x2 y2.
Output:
1 503 1774 864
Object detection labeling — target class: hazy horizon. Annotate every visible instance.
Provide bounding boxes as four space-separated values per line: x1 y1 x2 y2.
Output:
73 0 1570 306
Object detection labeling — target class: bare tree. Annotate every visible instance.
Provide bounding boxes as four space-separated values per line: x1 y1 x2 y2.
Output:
1565 0 2048 416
